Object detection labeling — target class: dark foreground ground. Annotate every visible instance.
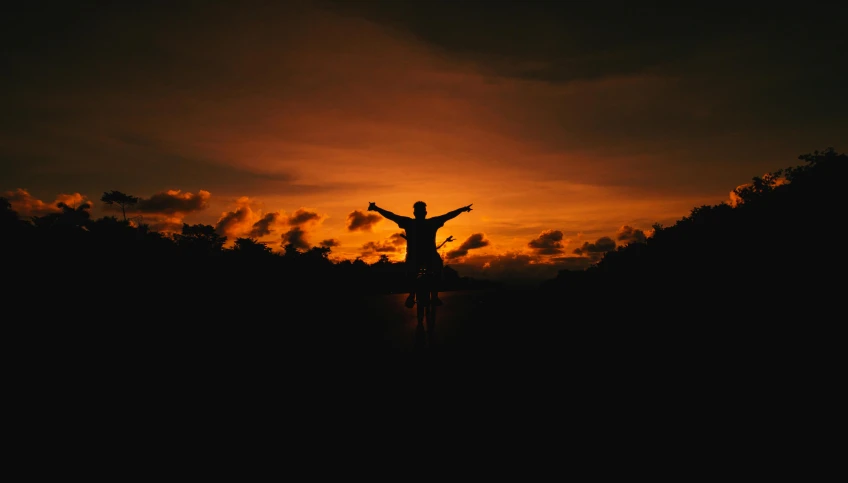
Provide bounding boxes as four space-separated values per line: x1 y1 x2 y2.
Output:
6 281 841 437
13 283 839 375
6 275 841 457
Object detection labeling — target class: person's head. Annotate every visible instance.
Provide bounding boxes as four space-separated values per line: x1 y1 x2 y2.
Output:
413 201 427 219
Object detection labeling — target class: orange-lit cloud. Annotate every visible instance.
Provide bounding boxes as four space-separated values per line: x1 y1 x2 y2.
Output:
214 196 286 241
215 196 261 237
4 189 92 217
728 186 747 208
360 232 407 261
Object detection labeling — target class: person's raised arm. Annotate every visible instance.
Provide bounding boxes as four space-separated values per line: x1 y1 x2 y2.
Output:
432 204 472 224
368 202 406 225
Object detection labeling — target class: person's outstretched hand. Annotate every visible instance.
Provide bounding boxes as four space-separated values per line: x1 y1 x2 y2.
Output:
464 204 473 212
368 202 376 211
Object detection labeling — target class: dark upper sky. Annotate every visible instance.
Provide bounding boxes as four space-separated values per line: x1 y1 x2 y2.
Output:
324 1 846 84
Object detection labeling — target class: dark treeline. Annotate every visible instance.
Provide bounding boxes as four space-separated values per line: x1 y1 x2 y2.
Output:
539 148 845 320
1 190 496 359
0 202 496 296
445 148 846 372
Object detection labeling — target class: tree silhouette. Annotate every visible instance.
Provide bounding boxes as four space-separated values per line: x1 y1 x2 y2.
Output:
283 243 300 258
732 170 785 205
100 191 139 222
0 197 18 225
175 223 226 256
0 197 30 241
304 245 332 260
32 200 92 229
232 237 273 256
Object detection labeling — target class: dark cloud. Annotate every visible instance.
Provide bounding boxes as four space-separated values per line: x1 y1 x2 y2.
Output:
279 208 326 250
118 189 212 234
445 233 490 259
347 210 382 231
573 236 616 261
215 205 251 236
135 189 210 215
320 238 340 248
288 208 321 226
617 225 647 245
528 229 565 255
250 212 282 238
281 226 309 251
326 2 847 86
362 241 400 254
276 208 328 250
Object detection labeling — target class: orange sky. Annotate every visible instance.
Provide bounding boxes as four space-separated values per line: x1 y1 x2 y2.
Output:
2 1 846 283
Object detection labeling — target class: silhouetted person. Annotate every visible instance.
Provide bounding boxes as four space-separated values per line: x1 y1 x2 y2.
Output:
368 200 472 307
399 232 455 303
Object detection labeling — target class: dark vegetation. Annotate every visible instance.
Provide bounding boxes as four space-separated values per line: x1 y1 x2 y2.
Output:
541 147 844 320
1 183 494 362
446 148 844 380
1 198 495 302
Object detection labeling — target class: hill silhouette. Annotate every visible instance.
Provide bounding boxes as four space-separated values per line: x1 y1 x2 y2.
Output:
541 147 844 318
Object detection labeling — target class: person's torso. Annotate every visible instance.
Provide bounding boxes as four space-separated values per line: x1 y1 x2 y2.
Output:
404 218 441 257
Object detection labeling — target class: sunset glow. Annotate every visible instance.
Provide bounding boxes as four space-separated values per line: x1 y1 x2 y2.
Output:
3 1 846 284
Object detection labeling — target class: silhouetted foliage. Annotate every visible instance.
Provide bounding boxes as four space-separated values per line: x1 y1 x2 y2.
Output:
100 190 139 222
175 223 227 257
31 200 92 230
2 191 493 322
231 237 273 256
542 147 846 320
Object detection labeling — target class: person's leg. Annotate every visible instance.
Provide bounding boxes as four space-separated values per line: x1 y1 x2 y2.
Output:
404 260 416 308
431 254 444 306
